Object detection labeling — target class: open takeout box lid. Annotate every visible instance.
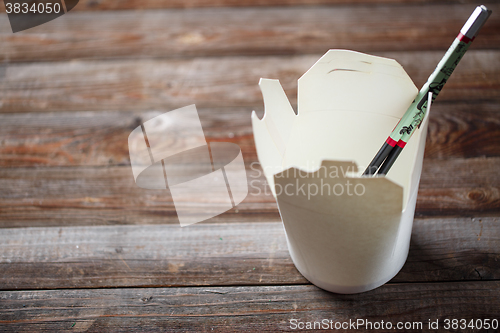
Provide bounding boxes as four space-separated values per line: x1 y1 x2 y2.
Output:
251 49 430 212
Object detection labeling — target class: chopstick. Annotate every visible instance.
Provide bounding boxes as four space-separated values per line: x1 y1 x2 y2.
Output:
363 5 492 176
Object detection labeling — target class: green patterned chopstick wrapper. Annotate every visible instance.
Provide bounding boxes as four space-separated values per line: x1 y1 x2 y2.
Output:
363 5 492 176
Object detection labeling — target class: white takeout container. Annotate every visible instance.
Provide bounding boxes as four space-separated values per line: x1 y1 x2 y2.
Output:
252 50 430 294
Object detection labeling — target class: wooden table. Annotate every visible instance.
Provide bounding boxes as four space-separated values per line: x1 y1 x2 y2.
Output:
1 0 499 331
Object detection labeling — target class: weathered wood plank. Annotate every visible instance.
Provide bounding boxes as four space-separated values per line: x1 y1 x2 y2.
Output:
0 163 280 227
0 3 499 62
0 158 498 227
0 107 258 167
0 282 499 332
0 51 498 113
0 218 498 290
424 101 500 159
0 101 498 168
417 157 500 217
69 0 499 11
0 222 299 289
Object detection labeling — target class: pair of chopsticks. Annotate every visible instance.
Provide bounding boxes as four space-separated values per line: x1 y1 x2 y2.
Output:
363 5 492 176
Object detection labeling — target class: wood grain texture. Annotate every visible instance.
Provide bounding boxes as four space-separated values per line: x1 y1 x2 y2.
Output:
69 0 499 11
0 101 498 168
0 157 498 227
0 51 498 113
0 282 499 332
0 163 276 227
424 101 500 159
0 218 498 290
0 3 499 63
417 157 500 217
0 107 256 167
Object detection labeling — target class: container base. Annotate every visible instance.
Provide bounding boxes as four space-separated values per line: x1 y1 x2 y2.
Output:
285 229 410 294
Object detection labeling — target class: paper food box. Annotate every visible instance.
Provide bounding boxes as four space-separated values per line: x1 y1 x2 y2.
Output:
252 50 430 294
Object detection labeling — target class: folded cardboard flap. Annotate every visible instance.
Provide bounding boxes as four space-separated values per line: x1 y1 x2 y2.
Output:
299 50 418 118
252 49 427 211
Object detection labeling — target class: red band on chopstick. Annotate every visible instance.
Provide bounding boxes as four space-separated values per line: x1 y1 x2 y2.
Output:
457 32 474 43
396 140 407 148
386 137 398 147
